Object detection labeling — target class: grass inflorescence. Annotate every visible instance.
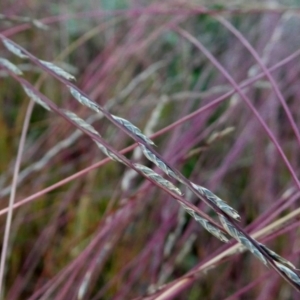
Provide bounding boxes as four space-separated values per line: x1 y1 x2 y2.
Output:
1 2 300 299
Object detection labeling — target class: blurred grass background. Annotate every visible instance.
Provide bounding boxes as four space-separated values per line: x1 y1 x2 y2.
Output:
1 0 300 299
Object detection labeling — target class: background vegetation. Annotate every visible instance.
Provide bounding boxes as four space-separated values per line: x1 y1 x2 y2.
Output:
1 0 300 299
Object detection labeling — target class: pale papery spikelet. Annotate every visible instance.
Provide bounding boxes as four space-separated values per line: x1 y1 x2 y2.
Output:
31 19 49 30
62 110 124 163
68 86 101 113
0 58 23 75
194 215 229 243
63 110 100 137
139 143 179 180
180 203 228 243
39 60 76 81
191 182 241 221
95 142 124 163
133 163 182 196
0 14 48 30
112 115 155 146
259 243 297 270
219 215 267 265
22 85 50 111
2 39 28 59
218 214 240 240
238 233 267 265
274 261 300 285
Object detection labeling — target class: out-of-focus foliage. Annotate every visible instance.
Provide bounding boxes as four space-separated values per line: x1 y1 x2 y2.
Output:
1 1 300 299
